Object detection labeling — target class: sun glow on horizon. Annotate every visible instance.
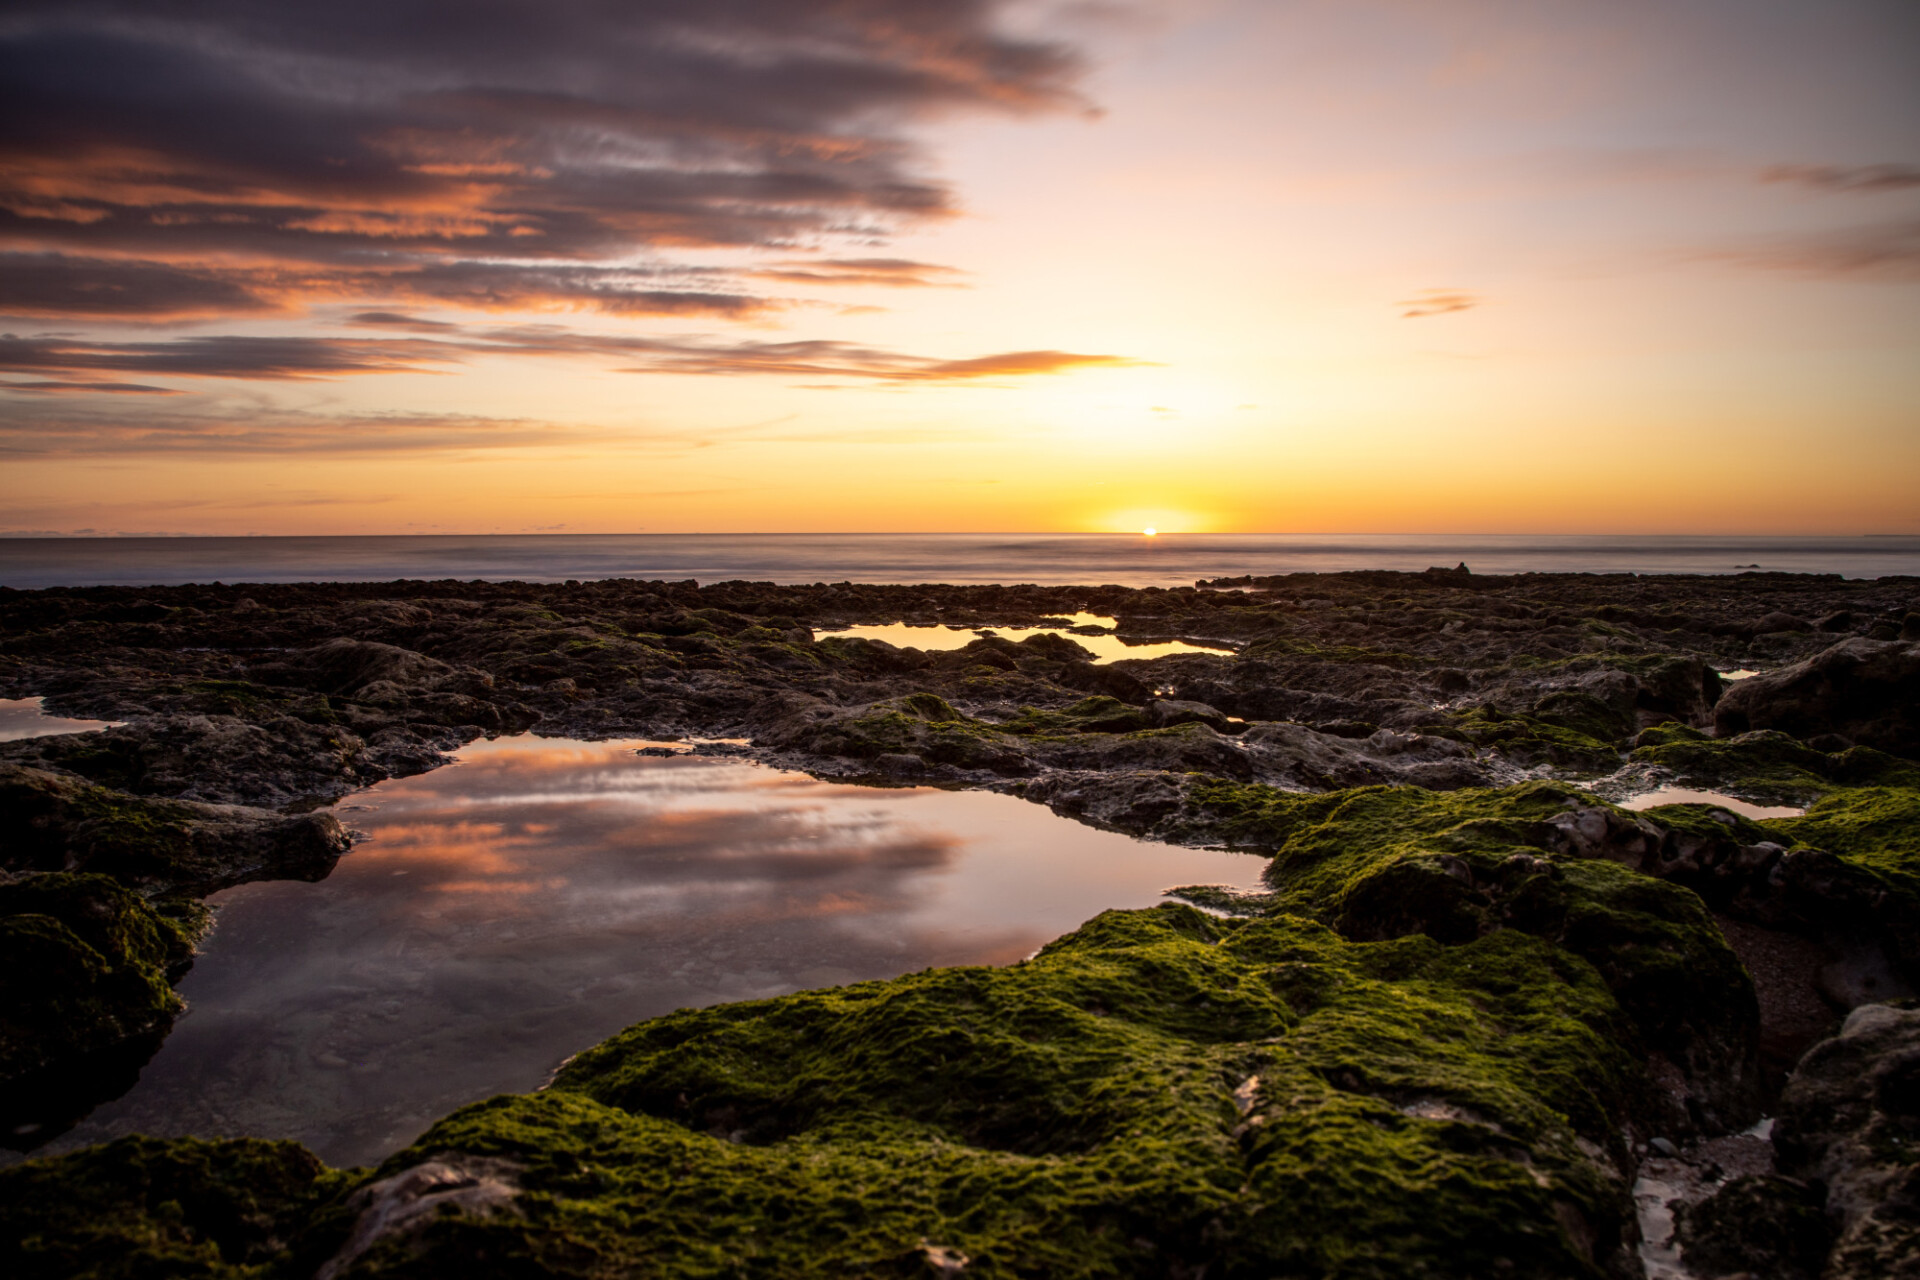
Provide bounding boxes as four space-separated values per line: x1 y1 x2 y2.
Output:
1142 526 1157 537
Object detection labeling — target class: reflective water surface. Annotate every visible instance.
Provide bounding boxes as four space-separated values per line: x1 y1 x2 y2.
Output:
40 736 1263 1167
1621 786 1806 820
0 697 117 741
816 618 1234 663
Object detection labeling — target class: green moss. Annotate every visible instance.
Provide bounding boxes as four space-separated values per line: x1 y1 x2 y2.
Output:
1629 729 1835 801
0 1135 343 1280
1422 708 1621 771
1775 786 1920 874
309 906 1635 1277
999 696 1151 736
0 873 184 1080
1177 780 1757 1118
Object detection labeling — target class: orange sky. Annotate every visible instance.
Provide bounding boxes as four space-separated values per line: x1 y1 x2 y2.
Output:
3 0 1917 535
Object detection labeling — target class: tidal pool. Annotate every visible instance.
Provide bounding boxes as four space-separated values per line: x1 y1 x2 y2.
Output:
36 735 1264 1167
0 696 117 740
1621 786 1806 820
815 615 1234 663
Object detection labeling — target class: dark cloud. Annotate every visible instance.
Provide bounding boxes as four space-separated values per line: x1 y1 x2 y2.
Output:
0 379 180 395
0 3 1085 319
0 325 1142 385
0 334 455 380
1399 289 1480 318
1762 164 1920 194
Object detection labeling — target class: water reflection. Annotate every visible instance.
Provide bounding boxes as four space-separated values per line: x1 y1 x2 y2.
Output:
0 697 117 741
815 619 1233 663
40 736 1263 1166
1621 786 1805 820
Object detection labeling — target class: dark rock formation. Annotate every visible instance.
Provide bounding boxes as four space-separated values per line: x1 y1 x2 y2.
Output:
1715 637 1920 755
1774 1000 1920 1279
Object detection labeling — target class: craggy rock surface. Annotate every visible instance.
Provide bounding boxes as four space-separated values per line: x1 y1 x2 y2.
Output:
2 568 1918 1276
1773 1000 1920 1279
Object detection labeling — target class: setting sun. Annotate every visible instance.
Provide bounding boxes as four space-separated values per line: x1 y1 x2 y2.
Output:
1142 527 1158 537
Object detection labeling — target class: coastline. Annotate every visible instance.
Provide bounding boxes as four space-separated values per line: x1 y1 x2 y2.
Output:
3 567 1916 1278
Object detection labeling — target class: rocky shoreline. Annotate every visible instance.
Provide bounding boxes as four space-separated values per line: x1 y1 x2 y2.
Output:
2 569 1917 1278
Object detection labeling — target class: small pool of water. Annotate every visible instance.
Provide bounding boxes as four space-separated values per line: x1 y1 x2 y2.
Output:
35 735 1264 1167
1621 786 1805 820
815 619 1233 664
0 697 118 741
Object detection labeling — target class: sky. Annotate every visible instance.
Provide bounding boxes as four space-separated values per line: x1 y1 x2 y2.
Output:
2 0 1917 536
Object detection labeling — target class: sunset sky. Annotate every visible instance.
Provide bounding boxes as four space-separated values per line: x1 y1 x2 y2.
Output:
3 0 1917 536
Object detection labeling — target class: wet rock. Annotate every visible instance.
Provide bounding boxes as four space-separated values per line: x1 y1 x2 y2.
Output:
0 762 348 891
1774 1000 1920 1279
1714 637 1920 757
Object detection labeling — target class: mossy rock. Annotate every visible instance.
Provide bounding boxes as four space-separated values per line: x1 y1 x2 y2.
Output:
1000 695 1152 736
1422 708 1621 772
0 1134 342 1280
286 906 1640 1277
1178 780 1761 1129
0 873 188 1082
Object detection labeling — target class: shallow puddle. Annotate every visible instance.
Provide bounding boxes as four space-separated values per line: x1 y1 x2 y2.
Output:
32 735 1264 1167
1621 786 1805 820
815 618 1233 663
0 696 117 740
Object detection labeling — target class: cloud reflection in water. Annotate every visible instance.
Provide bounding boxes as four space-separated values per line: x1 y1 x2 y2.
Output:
43 736 1263 1166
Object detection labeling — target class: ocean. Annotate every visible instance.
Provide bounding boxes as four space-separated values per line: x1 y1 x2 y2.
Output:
1 532 1917 589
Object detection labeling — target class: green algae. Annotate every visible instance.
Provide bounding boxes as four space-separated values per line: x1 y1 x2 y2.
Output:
1419 708 1621 771
1174 780 1760 1123
0 873 188 1081
279 906 1640 1277
0 1135 345 1280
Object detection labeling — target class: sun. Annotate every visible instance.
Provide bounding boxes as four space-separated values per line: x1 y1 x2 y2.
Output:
1142 526 1158 537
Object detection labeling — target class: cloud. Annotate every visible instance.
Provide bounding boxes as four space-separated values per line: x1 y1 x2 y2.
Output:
1762 164 1920 194
1711 220 1920 279
0 378 180 394
0 3 1087 320
0 402 613 456
747 258 968 288
1399 289 1480 318
0 324 1144 385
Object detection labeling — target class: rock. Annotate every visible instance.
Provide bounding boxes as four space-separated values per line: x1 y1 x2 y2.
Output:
1673 1174 1833 1280
0 873 191 1085
0 1134 332 1279
1774 1000 1920 1279
1714 638 1920 757
1754 611 1812 634
316 1155 522 1280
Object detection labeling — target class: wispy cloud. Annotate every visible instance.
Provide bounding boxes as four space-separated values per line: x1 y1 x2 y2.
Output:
1762 164 1920 194
0 324 1144 385
1399 289 1480 318
1709 220 1920 279
746 258 968 288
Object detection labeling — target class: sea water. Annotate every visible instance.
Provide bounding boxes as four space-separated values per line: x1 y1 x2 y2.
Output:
3 532 1918 589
